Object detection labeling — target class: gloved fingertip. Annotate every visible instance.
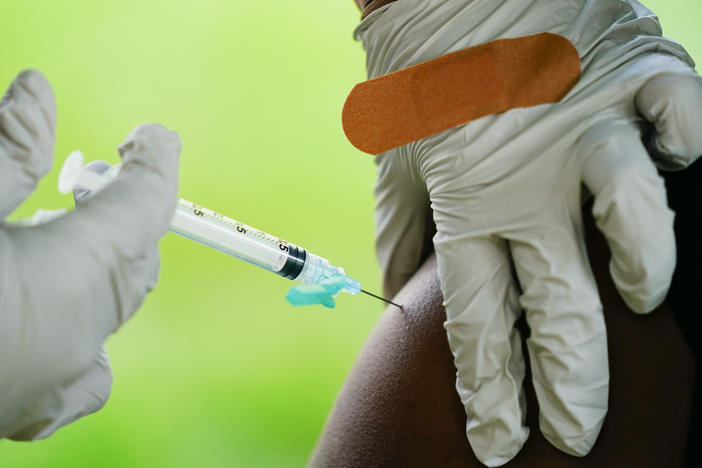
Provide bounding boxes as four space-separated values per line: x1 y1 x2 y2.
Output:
15 69 51 94
7 70 56 125
117 123 182 162
636 72 702 169
540 420 602 458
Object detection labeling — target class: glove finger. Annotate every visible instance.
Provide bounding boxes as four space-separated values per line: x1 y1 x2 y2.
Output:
374 150 434 298
434 234 528 467
507 217 608 457
636 72 702 170
1 104 53 156
0 69 56 132
0 70 56 218
580 119 675 313
3 347 112 441
72 160 113 206
68 123 181 260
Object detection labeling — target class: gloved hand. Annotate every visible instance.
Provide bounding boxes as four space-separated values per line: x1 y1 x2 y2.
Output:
0 69 181 439
356 1 702 466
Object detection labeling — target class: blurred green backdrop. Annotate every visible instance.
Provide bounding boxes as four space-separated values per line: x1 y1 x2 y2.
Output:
0 1 699 467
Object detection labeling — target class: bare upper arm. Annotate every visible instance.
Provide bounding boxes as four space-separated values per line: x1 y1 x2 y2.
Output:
309 208 693 467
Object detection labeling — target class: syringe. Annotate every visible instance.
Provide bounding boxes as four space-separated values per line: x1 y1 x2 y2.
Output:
58 152 401 307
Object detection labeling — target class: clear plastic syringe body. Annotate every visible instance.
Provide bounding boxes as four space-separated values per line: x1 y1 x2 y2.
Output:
170 199 361 294
58 152 361 295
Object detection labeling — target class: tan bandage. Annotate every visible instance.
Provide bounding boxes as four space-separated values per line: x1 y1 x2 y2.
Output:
342 33 581 155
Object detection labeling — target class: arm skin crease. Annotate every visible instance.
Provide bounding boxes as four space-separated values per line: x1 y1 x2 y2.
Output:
309 198 695 467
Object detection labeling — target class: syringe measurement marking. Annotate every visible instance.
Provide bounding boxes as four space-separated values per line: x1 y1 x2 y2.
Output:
182 200 291 253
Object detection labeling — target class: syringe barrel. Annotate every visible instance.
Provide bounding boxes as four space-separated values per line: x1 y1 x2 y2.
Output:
171 202 361 294
171 199 307 279
66 156 362 295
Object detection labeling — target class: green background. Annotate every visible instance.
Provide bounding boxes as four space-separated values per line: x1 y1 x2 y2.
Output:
0 1 699 467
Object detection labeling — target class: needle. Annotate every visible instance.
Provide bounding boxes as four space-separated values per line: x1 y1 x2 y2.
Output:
361 289 403 309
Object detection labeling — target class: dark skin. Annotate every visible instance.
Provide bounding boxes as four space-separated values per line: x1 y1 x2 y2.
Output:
309 203 695 467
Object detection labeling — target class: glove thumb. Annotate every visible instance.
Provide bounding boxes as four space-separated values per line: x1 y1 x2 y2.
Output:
66 123 181 260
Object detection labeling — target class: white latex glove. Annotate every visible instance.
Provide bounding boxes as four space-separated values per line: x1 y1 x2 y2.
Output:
0 70 181 439
356 1 702 466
